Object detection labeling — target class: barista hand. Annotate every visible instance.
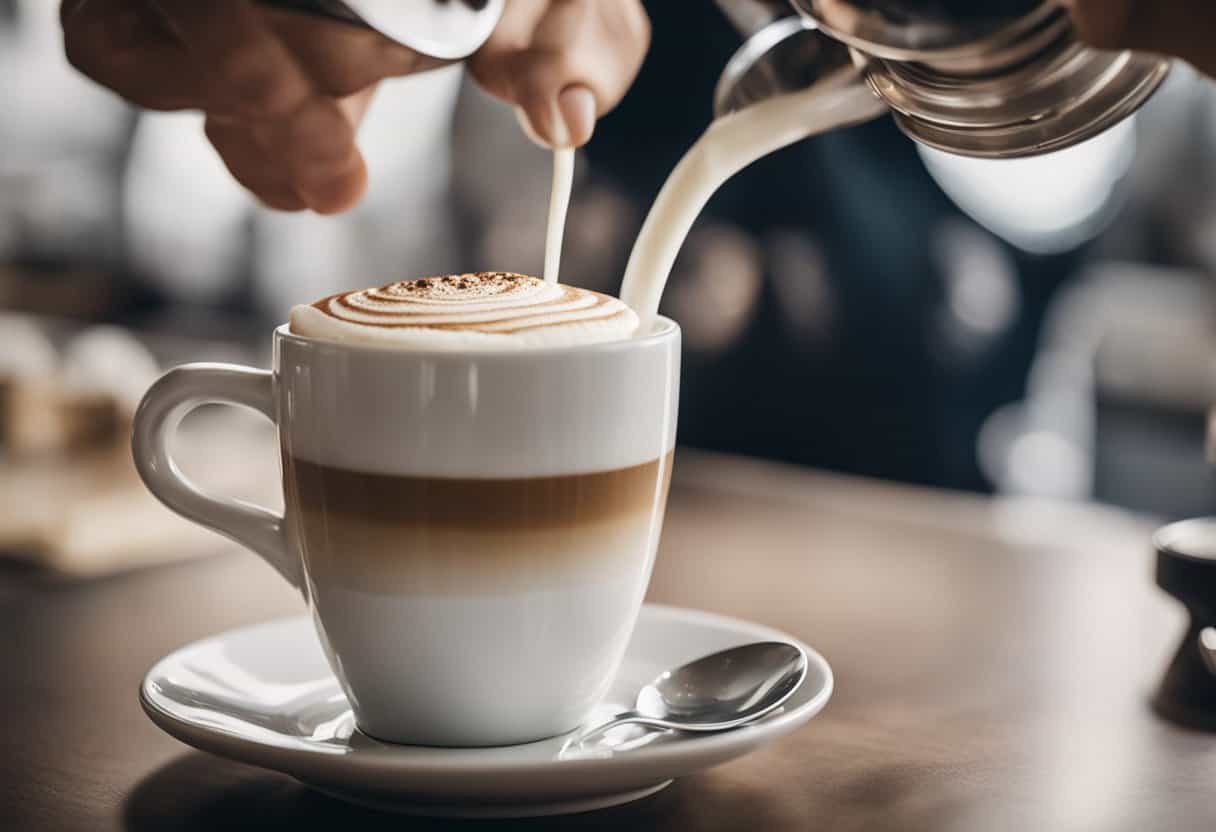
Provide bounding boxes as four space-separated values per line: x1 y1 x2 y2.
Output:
60 0 649 214
1064 0 1216 78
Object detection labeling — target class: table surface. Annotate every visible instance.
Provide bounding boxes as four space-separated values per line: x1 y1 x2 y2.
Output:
1 450 1209 832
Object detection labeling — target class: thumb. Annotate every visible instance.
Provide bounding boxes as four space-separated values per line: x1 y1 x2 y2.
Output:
514 84 598 149
468 0 648 149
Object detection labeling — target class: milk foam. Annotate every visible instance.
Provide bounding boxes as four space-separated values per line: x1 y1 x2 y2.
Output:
290 272 639 349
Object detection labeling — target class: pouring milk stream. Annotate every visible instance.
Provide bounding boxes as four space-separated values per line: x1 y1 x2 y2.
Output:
619 81 885 330
538 82 883 322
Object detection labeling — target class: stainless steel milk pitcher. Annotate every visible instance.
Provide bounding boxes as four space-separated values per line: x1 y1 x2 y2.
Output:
715 0 1171 158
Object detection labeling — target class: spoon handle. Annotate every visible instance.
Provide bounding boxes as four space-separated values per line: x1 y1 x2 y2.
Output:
574 711 646 744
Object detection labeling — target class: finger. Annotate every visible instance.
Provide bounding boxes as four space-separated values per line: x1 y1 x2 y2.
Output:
1061 1 1136 51
204 118 308 211
249 100 368 214
470 0 650 148
286 87 376 215
62 0 203 110
261 7 446 98
1065 0 1216 76
60 0 88 26
1131 0 1216 76
153 0 364 212
151 0 314 120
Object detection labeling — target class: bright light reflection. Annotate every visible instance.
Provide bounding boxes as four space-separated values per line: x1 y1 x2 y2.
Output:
919 118 1138 254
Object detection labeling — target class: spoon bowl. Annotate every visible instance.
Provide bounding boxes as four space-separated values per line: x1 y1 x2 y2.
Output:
577 641 808 744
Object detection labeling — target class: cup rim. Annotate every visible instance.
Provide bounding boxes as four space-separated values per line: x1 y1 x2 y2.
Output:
273 316 680 359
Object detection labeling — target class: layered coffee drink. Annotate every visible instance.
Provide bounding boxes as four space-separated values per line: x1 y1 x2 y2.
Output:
281 272 676 745
286 271 661 593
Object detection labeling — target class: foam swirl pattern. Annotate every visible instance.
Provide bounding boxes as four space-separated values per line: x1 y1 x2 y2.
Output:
291 273 639 349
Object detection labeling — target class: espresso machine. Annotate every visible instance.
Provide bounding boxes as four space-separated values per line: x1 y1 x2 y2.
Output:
714 0 1171 158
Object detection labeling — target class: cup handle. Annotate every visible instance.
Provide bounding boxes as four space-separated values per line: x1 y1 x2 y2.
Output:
132 363 301 590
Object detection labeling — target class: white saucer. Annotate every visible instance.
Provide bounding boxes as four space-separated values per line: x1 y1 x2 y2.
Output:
140 604 832 818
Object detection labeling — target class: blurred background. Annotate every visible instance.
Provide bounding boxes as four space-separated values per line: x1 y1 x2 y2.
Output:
4 1 1216 577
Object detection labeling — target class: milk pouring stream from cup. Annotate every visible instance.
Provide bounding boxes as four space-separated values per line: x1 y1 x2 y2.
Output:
619 0 1173 328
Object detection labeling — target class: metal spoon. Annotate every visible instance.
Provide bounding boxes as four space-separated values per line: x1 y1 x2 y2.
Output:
576 642 807 744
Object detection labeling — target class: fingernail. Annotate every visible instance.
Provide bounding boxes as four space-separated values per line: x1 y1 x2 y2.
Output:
515 106 561 149
558 86 597 147
514 91 590 150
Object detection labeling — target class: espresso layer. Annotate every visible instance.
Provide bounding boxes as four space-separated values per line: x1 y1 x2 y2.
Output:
286 455 671 530
285 454 673 595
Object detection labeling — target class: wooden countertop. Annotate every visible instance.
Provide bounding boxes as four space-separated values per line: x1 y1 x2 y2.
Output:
2 450 1207 831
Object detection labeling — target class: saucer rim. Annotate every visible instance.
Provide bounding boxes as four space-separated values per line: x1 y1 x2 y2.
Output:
140 603 834 776
304 779 674 818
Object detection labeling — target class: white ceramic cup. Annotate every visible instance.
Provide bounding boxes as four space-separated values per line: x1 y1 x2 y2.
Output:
132 320 680 747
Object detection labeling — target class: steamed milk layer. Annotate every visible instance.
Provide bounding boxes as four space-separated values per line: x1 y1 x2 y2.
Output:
291 272 638 350
283 276 672 744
